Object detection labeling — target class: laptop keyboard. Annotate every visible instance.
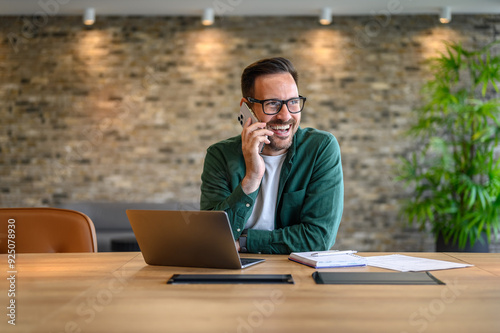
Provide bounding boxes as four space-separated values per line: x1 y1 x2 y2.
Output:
240 258 262 265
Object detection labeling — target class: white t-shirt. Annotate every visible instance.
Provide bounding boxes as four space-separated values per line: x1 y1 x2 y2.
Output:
244 153 287 231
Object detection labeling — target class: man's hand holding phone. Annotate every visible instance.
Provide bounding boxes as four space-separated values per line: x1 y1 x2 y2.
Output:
238 103 273 194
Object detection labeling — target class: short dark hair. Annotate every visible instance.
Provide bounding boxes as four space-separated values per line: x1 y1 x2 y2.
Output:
241 57 298 98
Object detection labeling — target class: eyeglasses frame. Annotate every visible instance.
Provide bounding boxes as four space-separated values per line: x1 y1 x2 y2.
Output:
246 96 307 115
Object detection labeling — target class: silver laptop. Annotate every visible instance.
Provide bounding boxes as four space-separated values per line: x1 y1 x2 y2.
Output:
126 210 265 269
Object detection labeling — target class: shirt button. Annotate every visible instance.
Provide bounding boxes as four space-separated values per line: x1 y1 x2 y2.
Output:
246 203 250 207
237 228 241 232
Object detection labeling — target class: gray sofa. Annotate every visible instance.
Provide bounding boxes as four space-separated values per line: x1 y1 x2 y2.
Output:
56 201 199 252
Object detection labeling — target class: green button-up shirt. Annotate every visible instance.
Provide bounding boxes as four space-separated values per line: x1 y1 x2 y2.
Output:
200 127 344 254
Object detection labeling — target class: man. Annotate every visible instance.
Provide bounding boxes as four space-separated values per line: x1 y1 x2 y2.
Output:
200 57 343 254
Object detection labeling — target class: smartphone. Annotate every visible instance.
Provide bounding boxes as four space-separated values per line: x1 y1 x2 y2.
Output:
237 103 265 152
237 102 259 126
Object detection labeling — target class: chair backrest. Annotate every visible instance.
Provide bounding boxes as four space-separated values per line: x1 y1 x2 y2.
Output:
0 207 98 253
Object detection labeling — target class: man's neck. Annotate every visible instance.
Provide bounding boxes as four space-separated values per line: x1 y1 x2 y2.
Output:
262 147 288 156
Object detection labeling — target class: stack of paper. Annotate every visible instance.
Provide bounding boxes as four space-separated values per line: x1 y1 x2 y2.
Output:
365 254 473 272
289 251 367 269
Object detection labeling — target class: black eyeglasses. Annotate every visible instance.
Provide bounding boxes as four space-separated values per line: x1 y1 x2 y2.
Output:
247 96 306 115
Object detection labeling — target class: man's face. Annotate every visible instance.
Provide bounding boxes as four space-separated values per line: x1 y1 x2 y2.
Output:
251 73 301 156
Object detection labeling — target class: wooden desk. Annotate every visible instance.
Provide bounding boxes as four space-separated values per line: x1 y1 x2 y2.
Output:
1 252 499 333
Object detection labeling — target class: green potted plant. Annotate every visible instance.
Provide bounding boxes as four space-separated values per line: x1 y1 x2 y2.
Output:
398 40 500 252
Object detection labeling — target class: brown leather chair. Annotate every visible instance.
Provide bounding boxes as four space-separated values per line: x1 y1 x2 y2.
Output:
0 207 98 253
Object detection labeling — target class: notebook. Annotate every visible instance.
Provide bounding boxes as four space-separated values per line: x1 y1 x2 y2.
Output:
126 210 265 269
289 251 367 268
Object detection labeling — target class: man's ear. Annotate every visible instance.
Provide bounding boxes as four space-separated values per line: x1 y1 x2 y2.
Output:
240 98 247 107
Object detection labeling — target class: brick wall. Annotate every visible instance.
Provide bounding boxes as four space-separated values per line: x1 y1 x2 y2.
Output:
1 14 499 251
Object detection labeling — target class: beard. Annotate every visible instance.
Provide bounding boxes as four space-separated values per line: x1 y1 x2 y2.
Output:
267 135 293 152
266 119 297 152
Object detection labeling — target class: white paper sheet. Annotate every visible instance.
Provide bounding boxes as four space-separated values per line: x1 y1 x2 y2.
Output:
365 254 473 272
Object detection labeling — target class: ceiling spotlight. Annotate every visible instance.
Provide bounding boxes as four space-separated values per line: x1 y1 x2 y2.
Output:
319 7 332 25
202 8 215 26
83 8 95 25
439 6 451 24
